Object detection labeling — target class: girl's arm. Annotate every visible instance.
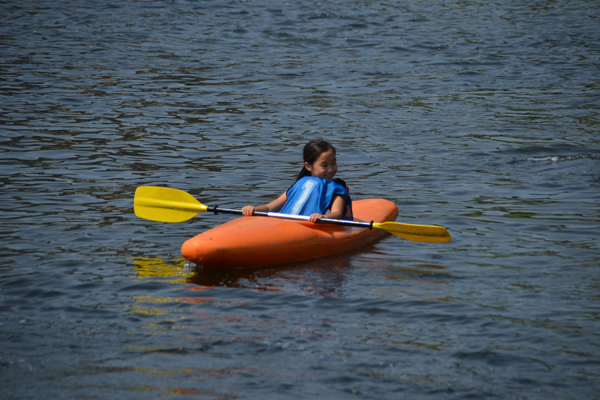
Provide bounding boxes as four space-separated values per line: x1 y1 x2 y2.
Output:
309 195 345 223
242 192 287 216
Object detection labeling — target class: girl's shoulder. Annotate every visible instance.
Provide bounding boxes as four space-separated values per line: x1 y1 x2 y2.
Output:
333 177 347 186
333 178 349 193
287 177 350 193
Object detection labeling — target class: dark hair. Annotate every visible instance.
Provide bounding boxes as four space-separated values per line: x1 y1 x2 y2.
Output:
296 139 336 181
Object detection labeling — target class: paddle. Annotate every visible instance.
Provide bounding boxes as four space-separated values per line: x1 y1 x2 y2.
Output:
134 186 451 243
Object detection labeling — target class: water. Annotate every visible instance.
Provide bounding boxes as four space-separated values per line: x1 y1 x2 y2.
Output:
1 0 599 398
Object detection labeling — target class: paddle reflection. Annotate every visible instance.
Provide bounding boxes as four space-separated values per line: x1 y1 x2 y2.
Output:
130 253 354 299
131 253 450 300
129 257 213 321
130 254 351 296
132 256 194 284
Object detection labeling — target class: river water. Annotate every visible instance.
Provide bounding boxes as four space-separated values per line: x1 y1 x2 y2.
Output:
1 0 599 398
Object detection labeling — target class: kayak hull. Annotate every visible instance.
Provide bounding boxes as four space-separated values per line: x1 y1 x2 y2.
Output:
181 198 398 269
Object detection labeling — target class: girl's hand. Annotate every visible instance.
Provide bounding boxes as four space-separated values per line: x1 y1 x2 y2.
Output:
309 213 323 223
242 206 255 216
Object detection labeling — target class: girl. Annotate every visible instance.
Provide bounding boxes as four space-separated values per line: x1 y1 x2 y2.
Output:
242 139 353 223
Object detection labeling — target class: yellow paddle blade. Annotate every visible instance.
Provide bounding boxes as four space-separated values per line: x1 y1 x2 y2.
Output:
134 186 208 223
372 221 451 243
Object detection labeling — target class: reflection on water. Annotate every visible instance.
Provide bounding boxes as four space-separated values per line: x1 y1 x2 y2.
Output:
188 256 351 297
132 253 355 297
131 252 357 297
130 257 212 323
132 256 193 283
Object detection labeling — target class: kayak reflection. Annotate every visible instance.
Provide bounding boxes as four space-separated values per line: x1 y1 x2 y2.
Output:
131 254 450 300
186 253 355 298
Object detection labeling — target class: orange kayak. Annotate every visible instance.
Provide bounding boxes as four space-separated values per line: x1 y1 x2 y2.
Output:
181 198 398 269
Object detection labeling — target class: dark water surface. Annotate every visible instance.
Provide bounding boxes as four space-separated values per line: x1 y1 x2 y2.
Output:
1 0 599 398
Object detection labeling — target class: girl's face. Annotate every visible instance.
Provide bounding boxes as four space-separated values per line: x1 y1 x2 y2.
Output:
306 148 337 180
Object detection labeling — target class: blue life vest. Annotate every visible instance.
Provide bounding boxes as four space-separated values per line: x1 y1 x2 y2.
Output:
280 176 353 220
